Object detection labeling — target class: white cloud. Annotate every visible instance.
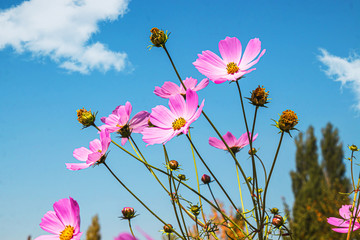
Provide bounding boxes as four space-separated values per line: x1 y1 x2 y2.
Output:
318 48 360 111
0 0 129 74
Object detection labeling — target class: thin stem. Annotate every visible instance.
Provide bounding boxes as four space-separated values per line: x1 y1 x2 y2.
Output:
255 154 268 183
261 132 285 229
235 163 249 234
189 130 206 223
103 162 185 240
163 46 186 89
347 151 359 240
128 220 136 238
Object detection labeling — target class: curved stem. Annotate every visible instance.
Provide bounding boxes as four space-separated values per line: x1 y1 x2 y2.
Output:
103 162 185 240
128 220 136 238
235 163 249 234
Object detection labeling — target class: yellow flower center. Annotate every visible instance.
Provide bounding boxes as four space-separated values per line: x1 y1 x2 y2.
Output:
226 62 239 75
60 225 74 240
172 117 186 130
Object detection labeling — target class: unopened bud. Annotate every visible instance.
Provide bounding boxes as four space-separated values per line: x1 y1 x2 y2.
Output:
275 110 299 133
270 208 279 214
178 174 186 181
248 85 269 107
272 215 284 228
163 224 173 233
190 205 201 216
201 174 211 184
77 108 96 128
349 145 359 152
247 177 253 182
168 160 179 170
150 27 168 48
121 207 135 220
248 148 257 155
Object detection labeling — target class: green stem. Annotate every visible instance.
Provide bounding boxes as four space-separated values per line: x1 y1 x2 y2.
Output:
261 132 285 231
103 162 185 240
128 220 136 238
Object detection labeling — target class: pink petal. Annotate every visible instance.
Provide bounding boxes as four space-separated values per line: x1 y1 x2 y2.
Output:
129 111 150 133
187 99 204 124
223 132 237 147
154 81 181 98
239 38 263 70
87 152 102 165
89 139 101 153
100 129 111 152
236 132 258 148
184 89 199 119
115 104 131 126
101 114 120 126
193 50 228 82
209 137 226 150
150 105 176 129
72 232 83 240
121 137 128 146
219 37 242 65
66 162 91 171
53 198 79 229
115 233 137 240
339 205 353 219
34 235 60 240
192 78 209 91
183 77 198 90
169 94 186 118
327 217 350 228
39 211 64 235
142 127 176 146
73 147 92 162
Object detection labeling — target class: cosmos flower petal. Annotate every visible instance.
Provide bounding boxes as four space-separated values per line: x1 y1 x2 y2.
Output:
53 197 78 228
209 137 226 150
187 99 204 124
169 94 186 118
39 211 64 234
87 152 102 165
185 89 199 119
150 105 176 128
183 77 198 89
239 38 264 69
142 127 176 146
219 37 242 64
129 111 150 133
66 162 92 171
236 132 258 148
101 114 119 125
327 217 350 227
332 227 358 233
116 105 131 126
121 137 128 146
223 132 237 147
73 147 92 162
100 129 111 152
89 139 102 152
339 205 352 219
114 233 137 240
72 232 83 240
192 78 209 91
154 81 181 98
34 235 60 240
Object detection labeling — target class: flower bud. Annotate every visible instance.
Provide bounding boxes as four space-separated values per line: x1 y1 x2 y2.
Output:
178 174 186 181
246 177 253 182
272 215 284 228
190 205 201 216
121 207 135 220
163 224 173 233
270 208 279 214
349 145 359 152
248 148 257 155
168 160 179 170
77 108 96 128
150 27 168 48
275 110 299 133
248 85 269 107
201 174 211 184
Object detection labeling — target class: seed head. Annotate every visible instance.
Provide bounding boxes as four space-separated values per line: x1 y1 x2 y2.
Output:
149 27 169 48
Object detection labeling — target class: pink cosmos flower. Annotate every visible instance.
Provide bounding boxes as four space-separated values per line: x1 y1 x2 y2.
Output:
100 102 150 145
66 129 111 170
193 37 266 84
209 131 258 154
328 205 360 233
142 89 204 145
35 197 82 240
114 233 137 240
154 77 209 98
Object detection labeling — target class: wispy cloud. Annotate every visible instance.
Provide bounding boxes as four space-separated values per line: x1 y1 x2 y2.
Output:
0 0 129 74
318 48 360 111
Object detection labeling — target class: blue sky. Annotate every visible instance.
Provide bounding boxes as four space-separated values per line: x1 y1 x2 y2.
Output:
1 0 360 239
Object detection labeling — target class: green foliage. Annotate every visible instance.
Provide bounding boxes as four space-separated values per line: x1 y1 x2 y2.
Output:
289 123 350 240
86 215 101 240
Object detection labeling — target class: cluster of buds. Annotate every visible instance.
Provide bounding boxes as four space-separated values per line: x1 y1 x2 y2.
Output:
149 27 169 48
120 207 137 220
274 109 299 134
247 85 269 107
77 108 96 128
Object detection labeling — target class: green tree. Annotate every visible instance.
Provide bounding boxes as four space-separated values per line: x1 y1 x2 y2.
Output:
86 215 101 240
289 124 350 240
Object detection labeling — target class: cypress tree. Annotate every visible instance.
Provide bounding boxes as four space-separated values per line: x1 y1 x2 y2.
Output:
289 124 351 240
86 215 101 240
